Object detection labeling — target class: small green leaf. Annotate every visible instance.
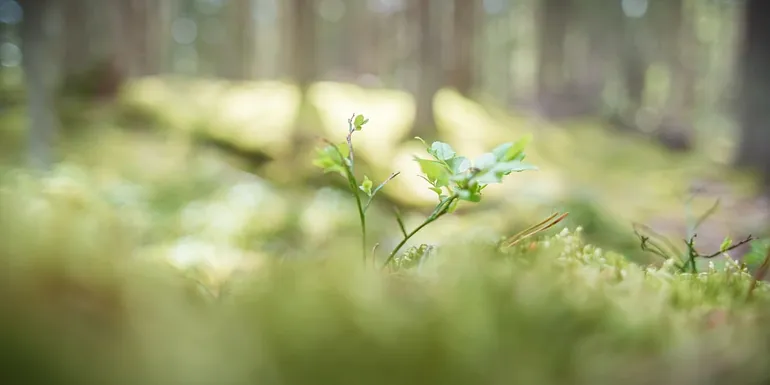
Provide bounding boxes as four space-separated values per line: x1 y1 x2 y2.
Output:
353 114 368 130
494 161 538 175
446 156 471 174
504 134 532 161
429 142 456 161
473 153 497 170
491 143 513 161
457 188 482 202
473 161 537 184
720 236 732 252
312 144 347 177
415 158 450 187
360 175 373 196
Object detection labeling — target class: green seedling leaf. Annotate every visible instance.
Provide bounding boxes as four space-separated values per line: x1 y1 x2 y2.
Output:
720 236 732 252
429 142 456 161
446 156 471 174
474 153 497 170
313 144 347 177
490 135 532 163
473 161 537 184
504 134 532 161
415 158 450 187
429 187 443 197
457 188 482 202
353 114 369 130
491 143 513 161
495 160 538 175
360 175 373 196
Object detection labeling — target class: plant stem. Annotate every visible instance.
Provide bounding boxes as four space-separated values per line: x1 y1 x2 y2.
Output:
343 170 367 265
381 195 457 269
354 190 367 265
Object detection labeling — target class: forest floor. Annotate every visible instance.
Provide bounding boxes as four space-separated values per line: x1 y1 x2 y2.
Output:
1 76 768 265
2 77 770 384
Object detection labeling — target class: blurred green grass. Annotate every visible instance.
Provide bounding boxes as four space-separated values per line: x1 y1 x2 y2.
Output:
1 169 770 384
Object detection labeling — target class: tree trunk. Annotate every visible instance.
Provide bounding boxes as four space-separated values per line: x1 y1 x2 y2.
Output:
536 0 570 107
654 0 695 151
62 0 91 76
735 0 770 190
653 0 695 118
224 0 255 80
115 0 149 77
410 0 441 139
574 0 620 115
20 0 59 170
289 0 317 91
618 16 647 128
450 0 476 97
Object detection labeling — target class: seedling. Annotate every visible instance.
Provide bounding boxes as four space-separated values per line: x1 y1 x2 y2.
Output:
382 135 537 268
632 195 757 274
313 114 399 265
313 114 539 269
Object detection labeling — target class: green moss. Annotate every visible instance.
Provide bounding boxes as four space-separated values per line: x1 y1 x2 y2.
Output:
0 168 770 385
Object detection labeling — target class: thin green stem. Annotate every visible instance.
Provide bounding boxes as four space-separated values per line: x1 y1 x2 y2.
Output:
381 195 457 269
355 190 367 265
342 167 367 265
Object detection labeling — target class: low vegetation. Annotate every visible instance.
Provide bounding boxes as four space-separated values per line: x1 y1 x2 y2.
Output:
1 113 770 384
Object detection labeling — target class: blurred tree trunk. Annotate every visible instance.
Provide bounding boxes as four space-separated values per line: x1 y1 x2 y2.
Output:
618 16 647 129
450 0 476 97
410 0 441 139
655 0 696 151
351 1 377 78
536 0 571 110
59 0 124 101
574 1 619 116
289 0 317 91
224 0 256 79
20 0 59 170
62 0 91 76
735 0 770 189
115 0 152 77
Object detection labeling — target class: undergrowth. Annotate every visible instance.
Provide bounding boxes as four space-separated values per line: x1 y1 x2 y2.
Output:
0 115 770 384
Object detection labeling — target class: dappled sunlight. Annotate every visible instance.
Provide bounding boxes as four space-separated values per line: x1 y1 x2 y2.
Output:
120 76 209 131
210 81 301 157
434 88 521 156
309 81 414 167
121 76 301 157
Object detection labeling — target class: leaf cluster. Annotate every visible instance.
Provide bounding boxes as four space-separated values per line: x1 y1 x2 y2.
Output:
414 134 536 206
312 114 538 269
